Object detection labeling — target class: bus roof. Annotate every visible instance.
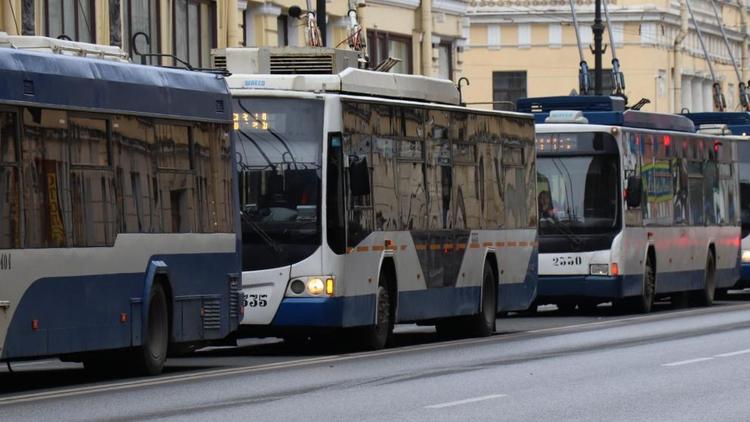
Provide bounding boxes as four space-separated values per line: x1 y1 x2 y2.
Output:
683 112 750 136
517 95 696 133
0 47 232 122
226 67 461 106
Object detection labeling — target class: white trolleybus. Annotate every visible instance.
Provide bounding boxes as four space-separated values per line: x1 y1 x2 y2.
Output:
0 38 241 375
517 96 740 313
682 112 750 292
221 48 538 348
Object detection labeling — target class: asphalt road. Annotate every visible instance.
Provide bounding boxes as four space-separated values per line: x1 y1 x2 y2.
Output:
2 294 750 421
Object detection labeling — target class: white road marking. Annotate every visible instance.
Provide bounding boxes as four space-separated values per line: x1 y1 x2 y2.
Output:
1 302 749 406
662 357 714 367
3 360 59 368
425 394 507 409
715 348 750 358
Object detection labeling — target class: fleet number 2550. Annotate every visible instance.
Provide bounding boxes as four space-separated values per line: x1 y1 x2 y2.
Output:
552 256 583 266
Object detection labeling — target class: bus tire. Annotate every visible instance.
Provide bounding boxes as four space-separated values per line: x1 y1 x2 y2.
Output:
357 272 393 350
469 263 497 337
691 252 716 307
130 283 169 375
622 254 655 314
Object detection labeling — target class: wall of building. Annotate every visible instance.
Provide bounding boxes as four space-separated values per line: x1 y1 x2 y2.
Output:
0 0 466 79
462 0 750 113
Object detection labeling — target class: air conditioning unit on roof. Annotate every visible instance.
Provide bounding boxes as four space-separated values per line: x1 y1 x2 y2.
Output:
211 47 360 75
0 34 129 62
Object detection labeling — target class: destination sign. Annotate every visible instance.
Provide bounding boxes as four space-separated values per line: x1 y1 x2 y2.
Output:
535 134 579 153
233 112 269 131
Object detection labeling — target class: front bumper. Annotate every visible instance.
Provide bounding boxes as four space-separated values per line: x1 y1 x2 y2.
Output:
271 295 375 328
537 274 641 300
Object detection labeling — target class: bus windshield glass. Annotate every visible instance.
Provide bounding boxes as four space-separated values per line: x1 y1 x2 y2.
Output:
234 97 324 271
738 141 750 237
537 148 620 235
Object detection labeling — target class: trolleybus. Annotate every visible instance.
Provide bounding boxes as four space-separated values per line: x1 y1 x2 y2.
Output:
683 112 750 292
518 96 740 313
0 44 241 374
227 59 538 348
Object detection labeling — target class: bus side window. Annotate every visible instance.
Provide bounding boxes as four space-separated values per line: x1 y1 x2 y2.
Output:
326 133 346 254
0 111 21 249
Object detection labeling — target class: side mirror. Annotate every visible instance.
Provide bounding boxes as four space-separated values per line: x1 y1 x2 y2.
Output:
348 155 371 196
626 176 642 208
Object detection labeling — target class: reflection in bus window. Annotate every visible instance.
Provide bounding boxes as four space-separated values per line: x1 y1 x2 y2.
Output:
0 112 20 249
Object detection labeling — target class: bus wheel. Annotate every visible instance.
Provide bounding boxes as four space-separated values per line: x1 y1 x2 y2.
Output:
358 273 393 350
131 284 169 375
691 252 716 307
469 264 497 337
623 255 655 313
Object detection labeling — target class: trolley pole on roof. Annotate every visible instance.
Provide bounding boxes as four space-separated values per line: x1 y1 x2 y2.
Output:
593 0 605 95
569 0 591 95
708 0 750 110
685 0 726 111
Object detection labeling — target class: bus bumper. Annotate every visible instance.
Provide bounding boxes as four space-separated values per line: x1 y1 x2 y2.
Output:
736 264 750 288
271 295 375 328
537 274 636 300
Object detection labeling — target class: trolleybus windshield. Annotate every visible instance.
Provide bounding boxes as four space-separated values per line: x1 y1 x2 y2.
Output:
536 132 620 235
234 97 324 271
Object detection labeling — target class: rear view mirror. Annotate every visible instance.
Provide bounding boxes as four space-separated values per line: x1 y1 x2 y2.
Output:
626 176 642 208
348 155 370 196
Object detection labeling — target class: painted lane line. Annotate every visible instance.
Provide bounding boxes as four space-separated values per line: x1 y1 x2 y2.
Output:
425 394 507 409
662 357 714 367
4 302 750 406
715 349 750 358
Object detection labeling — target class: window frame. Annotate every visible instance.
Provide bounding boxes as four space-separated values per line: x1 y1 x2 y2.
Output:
172 0 217 68
43 0 96 42
367 29 413 74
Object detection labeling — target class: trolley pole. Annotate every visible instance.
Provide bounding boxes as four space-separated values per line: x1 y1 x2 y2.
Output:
593 0 604 95
317 0 327 46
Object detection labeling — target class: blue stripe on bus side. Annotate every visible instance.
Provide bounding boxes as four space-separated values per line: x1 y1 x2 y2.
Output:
538 266 738 300
3 252 237 360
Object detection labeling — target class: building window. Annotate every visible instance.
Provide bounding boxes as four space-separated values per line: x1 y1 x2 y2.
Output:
174 0 216 68
640 22 656 46
22 0 35 35
492 71 526 111
612 22 624 46
518 23 531 48
487 24 501 49
123 0 160 64
548 23 561 48
44 0 95 42
109 0 121 47
437 42 452 80
367 30 412 74
277 14 288 46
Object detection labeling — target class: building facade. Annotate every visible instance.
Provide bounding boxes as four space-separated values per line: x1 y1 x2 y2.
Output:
462 0 750 113
0 0 467 79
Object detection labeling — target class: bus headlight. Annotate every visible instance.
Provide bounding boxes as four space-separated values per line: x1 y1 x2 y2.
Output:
307 278 325 295
590 264 609 276
742 250 750 263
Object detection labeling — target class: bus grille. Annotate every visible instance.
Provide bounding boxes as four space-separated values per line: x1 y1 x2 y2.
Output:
229 275 241 322
202 299 221 331
269 54 334 74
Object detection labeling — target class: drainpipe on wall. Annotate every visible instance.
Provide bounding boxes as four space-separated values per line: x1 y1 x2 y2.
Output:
739 0 749 83
673 0 689 112
421 0 433 76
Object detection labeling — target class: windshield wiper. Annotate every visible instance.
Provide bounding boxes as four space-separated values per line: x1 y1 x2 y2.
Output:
541 216 585 251
242 212 283 254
